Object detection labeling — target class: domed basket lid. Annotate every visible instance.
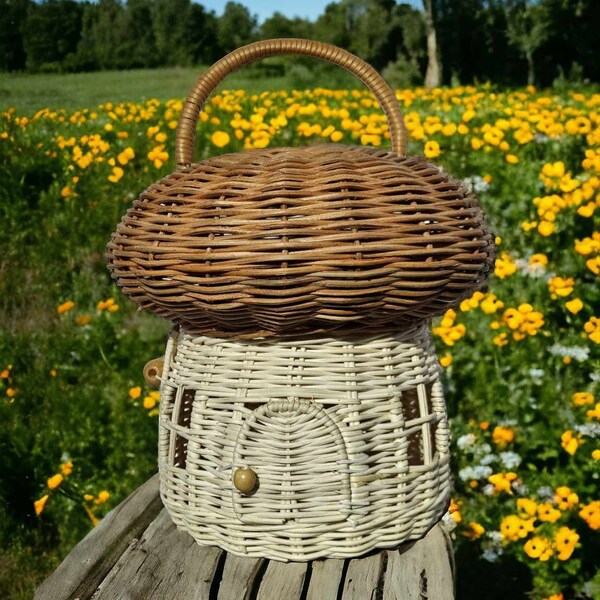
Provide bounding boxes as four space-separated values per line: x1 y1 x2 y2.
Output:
106 38 495 338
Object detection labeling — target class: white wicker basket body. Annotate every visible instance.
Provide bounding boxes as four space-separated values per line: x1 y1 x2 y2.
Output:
158 322 451 561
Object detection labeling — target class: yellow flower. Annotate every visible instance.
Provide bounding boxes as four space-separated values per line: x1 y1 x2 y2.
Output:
143 393 158 409
424 140 441 158
584 316 600 344
96 490 111 504
330 131 344 142
83 493 94 501
47 473 64 490
561 430 582 455
76 315 92 326
488 472 518 494
554 526 579 560
493 332 508 347
572 392 594 407
97 297 119 312
537 503 561 523
147 145 169 168
117 147 135 165
57 300 75 314
529 253 548 266
523 536 552 560
461 521 485 539
579 500 600 530
547 276 574 299
516 498 538 518
494 252 517 279
500 514 534 540
480 293 504 314
587 403 600 420
439 354 453 368
565 298 583 314
492 425 515 448
538 220 555 236
211 131 230 147
592 449 600 461
60 460 73 476
60 185 72 198
34 494 49 516
505 154 519 164
449 498 462 523
108 166 124 183
129 386 142 399
459 291 484 312
432 309 466 346
554 486 579 510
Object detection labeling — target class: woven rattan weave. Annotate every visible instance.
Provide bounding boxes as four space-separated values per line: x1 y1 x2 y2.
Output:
159 323 450 561
106 38 495 562
106 38 495 338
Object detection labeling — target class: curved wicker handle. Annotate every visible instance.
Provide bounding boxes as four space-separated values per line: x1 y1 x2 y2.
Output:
175 38 407 167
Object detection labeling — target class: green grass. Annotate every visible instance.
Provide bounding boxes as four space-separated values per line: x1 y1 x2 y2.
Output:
0 67 292 113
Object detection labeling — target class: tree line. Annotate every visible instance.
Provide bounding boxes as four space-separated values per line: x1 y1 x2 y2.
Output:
0 0 598 87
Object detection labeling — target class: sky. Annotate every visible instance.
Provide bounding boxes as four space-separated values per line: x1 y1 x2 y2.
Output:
198 0 421 23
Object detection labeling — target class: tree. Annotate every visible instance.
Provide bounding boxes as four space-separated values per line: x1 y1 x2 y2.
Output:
217 2 257 54
151 0 194 66
21 0 84 71
186 3 221 65
0 0 30 71
505 0 549 86
422 0 441 88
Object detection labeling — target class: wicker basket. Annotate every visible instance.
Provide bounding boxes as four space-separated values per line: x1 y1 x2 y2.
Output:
106 38 495 561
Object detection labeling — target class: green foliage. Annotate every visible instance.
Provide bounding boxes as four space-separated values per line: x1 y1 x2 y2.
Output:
0 80 599 599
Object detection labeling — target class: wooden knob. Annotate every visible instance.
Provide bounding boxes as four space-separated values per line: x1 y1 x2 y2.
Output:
233 467 257 494
143 358 164 388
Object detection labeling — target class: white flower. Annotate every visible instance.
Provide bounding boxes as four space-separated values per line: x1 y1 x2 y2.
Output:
536 486 554 500
512 482 529 496
515 258 547 278
482 484 495 496
481 531 504 562
482 549 501 562
459 465 493 481
486 531 503 543
479 443 492 455
529 368 545 379
463 175 490 194
499 451 522 469
590 372 600 382
575 423 600 438
549 343 590 362
480 453 497 466
457 433 477 450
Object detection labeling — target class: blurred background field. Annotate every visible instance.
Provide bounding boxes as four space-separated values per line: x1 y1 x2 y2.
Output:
1 1 599 599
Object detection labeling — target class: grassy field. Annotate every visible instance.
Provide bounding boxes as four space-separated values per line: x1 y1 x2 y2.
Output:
0 67 294 113
0 70 599 600
0 63 365 113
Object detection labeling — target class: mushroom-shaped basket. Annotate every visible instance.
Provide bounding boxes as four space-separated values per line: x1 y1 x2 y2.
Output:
106 38 495 562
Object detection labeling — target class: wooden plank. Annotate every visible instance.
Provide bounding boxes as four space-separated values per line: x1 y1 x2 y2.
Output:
217 553 265 600
34 474 162 600
383 524 455 600
256 559 309 600
92 509 222 599
341 552 385 600
305 558 345 600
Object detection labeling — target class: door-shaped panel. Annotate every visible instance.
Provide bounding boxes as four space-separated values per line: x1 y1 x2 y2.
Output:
232 399 351 525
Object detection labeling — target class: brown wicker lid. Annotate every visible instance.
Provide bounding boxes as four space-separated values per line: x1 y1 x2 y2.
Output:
106 39 495 338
